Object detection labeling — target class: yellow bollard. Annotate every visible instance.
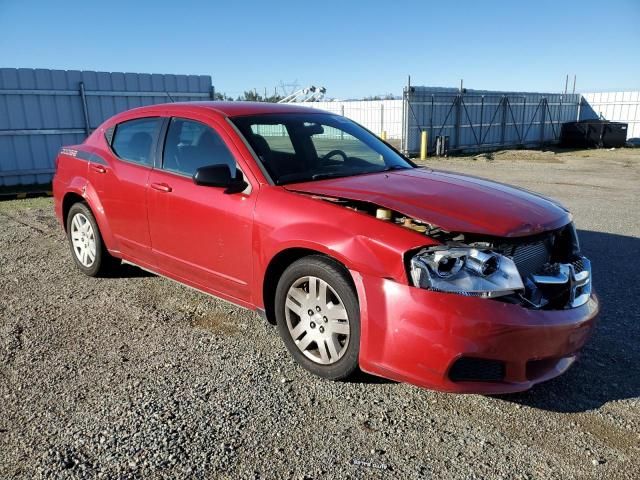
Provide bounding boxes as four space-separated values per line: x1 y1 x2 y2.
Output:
380 130 387 141
420 131 428 160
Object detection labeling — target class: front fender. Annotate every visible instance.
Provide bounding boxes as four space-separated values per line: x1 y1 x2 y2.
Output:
253 187 436 307
264 226 412 281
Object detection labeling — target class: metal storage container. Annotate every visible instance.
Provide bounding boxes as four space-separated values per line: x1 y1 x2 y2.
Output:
560 120 628 148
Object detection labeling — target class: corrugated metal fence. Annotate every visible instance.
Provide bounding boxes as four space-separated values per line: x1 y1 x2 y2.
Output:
580 91 640 140
3 69 635 194
0 68 213 192
402 87 581 155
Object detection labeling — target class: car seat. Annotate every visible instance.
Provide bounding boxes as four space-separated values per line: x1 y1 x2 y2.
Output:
128 132 153 163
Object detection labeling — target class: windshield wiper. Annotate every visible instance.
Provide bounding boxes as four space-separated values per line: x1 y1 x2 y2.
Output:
275 171 354 184
278 165 412 185
377 165 411 173
310 171 355 181
311 165 410 181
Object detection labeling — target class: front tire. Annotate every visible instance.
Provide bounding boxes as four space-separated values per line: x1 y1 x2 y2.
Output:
274 256 360 380
66 202 118 277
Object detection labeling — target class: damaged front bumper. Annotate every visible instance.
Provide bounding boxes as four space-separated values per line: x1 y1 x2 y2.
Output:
354 272 599 394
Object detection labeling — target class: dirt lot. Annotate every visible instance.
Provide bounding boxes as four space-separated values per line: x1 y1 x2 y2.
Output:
1 148 639 479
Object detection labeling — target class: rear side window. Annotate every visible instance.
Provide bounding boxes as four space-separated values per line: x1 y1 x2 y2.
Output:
111 118 161 165
162 118 237 177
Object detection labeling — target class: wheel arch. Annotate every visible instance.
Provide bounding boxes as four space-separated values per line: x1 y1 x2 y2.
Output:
61 186 117 253
61 192 85 231
261 247 356 325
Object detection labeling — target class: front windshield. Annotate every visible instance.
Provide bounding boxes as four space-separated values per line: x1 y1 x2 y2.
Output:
230 113 414 184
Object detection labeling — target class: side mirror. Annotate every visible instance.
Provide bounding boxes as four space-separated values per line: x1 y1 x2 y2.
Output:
193 165 248 194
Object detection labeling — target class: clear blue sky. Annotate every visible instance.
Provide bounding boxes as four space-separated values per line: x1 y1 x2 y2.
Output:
1 0 638 99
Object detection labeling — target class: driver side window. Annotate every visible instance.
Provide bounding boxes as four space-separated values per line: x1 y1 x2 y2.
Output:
162 118 237 177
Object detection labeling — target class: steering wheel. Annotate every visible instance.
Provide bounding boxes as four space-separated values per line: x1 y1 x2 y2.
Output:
322 149 348 162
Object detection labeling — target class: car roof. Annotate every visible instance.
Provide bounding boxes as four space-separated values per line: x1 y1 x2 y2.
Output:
124 101 329 118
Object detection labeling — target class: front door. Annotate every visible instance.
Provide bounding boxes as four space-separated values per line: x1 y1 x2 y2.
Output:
147 116 255 303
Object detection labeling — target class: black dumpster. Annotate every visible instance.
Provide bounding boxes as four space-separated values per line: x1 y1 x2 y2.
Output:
560 120 628 148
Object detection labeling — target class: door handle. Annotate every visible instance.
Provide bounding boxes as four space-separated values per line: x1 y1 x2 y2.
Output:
151 182 172 193
90 164 106 174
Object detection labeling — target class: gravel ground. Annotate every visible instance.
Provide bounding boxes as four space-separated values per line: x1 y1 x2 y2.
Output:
1 147 639 479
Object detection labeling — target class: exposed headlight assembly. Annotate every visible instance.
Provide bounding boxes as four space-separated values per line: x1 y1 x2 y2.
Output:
410 247 524 298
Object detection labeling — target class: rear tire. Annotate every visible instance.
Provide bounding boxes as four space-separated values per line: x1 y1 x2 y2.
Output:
274 256 360 380
66 202 118 277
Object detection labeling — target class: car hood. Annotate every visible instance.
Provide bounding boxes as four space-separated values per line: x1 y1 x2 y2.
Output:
284 168 571 237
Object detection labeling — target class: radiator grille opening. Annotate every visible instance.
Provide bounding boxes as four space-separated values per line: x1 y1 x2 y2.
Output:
511 241 551 278
493 226 575 280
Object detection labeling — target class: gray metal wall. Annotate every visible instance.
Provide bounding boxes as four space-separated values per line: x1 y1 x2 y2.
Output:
0 68 213 191
402 86 581 155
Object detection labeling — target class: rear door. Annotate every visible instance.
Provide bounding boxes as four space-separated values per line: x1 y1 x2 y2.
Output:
91 117 163 266
146 115 256 303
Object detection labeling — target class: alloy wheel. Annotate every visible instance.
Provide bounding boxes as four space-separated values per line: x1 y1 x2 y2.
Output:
284 275 350 365
70 213 96 267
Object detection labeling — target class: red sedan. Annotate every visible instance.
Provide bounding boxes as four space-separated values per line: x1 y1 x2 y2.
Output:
52 102 599 393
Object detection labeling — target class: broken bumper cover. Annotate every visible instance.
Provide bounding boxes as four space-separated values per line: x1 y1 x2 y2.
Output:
356 274 599 394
